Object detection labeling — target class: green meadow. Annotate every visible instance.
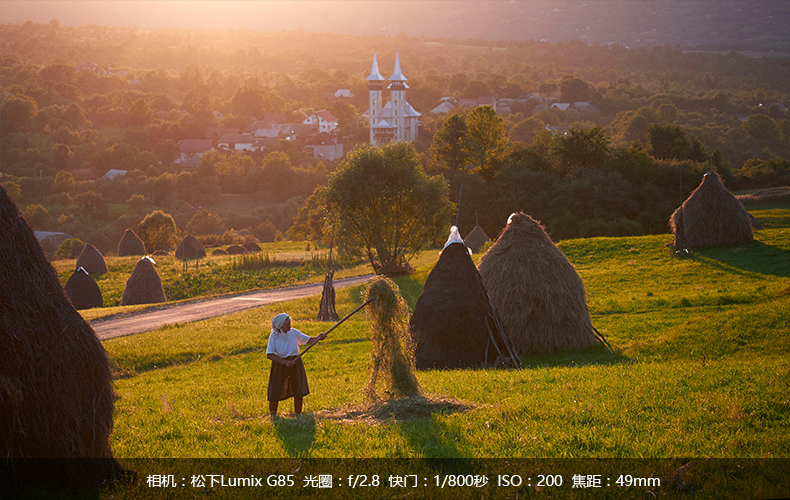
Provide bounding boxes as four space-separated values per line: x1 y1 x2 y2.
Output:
96 205 789 498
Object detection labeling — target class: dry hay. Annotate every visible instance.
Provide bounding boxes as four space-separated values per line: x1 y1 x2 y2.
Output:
152 249 169 256
64 268 103 310
670 171 753 250
0 185 124 489
464 225 490 253
120 256 166 306
317 395 476 424
211 248 229 256
736 186 790 206
75 243 108 275
226 244 248 255
410 241 509 369
478 212 598 354
362 276 422 400
117 228 146 256
242 241 262 252
747 212 764 231
175 234 206 259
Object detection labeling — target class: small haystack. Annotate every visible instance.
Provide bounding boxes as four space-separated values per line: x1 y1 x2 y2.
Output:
117 228 146 256
670 171 754 251
464 225 490 253
75 243 107 275
242 241 262 253
64 268 103 310
362 276 422 400
0 185 124 490
152 249 169 256
211 248 229 256
226 244 247 255
478 212 599 354
410 227 520 369
120 256 166 306
175 235 206 259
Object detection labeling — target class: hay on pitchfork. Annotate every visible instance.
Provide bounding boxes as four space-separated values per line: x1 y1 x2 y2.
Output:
670 171 754 251
63 268 103 310
0 184 126 491
478 212 599 355
362 276 422 400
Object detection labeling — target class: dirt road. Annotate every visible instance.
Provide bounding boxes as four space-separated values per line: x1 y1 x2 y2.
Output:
91 274 373 340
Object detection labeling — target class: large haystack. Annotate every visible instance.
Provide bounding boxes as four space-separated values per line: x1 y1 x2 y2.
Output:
0 185 123 490
75 243 108 275
464 225 490 253
670 171 754 251
117 228 146 256
120 256 166 306
242 241 262 253
410 227 520 369
226 244 247 255
64 268 103 310
478 212 598 354
175 234 206 259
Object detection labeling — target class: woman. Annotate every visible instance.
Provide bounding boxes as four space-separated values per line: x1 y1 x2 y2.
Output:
266 313 326 417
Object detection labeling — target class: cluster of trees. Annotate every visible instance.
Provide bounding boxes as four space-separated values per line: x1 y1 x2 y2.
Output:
1 21 788 260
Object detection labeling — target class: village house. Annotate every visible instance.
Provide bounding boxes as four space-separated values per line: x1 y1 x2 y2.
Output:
303 110 339 133
304 132 344 161
177 139 214 164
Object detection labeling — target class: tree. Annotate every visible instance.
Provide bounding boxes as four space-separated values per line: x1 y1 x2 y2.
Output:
1 94 38 135
559 78 592 103
323 143 452 276
54 171 75 193
74 190 107 219
463 106 508 180
428 113 468 174
186 209 225 236
551 125 610 172
136 210 179 252
647 124 689 160
127 98 153 127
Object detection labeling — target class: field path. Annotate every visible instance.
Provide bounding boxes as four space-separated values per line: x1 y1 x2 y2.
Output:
91 274 374 340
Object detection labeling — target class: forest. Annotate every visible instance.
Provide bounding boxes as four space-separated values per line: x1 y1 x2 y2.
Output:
1 20 788 255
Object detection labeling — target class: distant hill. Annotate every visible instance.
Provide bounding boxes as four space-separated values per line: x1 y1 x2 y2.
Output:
1 1 788 52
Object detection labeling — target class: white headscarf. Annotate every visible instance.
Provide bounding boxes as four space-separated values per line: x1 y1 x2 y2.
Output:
271 313 290 335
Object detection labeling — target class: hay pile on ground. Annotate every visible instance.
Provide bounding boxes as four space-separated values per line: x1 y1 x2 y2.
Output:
226 244 247 255
0 185 124 490
152 249 169 256
75 243 107 274
175 235 206 259
317 395 475 424
670 171 754 251
117 228 146 256
410 228 519 369
120 256 166 306
211 248 229 256
362 276 422 400
64 268 103 310
464 225 490 253
478 212 598 354
242 241 261 252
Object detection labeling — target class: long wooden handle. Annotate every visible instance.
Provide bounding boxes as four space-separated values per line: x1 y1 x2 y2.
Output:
296 298 373 359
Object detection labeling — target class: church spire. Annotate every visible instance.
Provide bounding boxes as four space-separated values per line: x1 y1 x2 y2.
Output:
388 52 407 82
366 51 385 81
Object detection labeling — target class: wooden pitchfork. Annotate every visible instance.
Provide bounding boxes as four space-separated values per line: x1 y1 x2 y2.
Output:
296 298 373 359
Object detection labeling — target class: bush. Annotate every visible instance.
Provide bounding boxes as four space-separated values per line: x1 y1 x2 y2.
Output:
54 238 85 260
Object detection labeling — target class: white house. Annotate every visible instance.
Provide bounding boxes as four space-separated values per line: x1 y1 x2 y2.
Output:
304 110 339 133
102 169 127 181
217 134 256 152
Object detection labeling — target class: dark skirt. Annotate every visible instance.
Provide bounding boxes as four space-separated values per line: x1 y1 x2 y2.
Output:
267 356 310 402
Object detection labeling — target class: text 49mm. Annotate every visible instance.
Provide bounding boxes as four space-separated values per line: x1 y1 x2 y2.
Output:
616 475 660 487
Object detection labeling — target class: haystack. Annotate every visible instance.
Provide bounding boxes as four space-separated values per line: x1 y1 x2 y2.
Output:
120 256 166 306
226 244 247 255
670 171 754 251
64 268 103 310
117 228 146 256
211 248 229 256
242 241 261 252
152 249 169 256
175 234 206 259
464 225 490 253
75 243 108 275
478 212 599 354
410 227 520 369
0 185 124 489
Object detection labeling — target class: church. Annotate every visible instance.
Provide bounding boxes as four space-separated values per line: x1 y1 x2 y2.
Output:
367 52 421 146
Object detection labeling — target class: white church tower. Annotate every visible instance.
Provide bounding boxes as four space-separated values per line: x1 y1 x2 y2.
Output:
368 51 421 146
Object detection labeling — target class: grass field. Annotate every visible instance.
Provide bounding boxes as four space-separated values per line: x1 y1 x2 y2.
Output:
89 206 790 498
